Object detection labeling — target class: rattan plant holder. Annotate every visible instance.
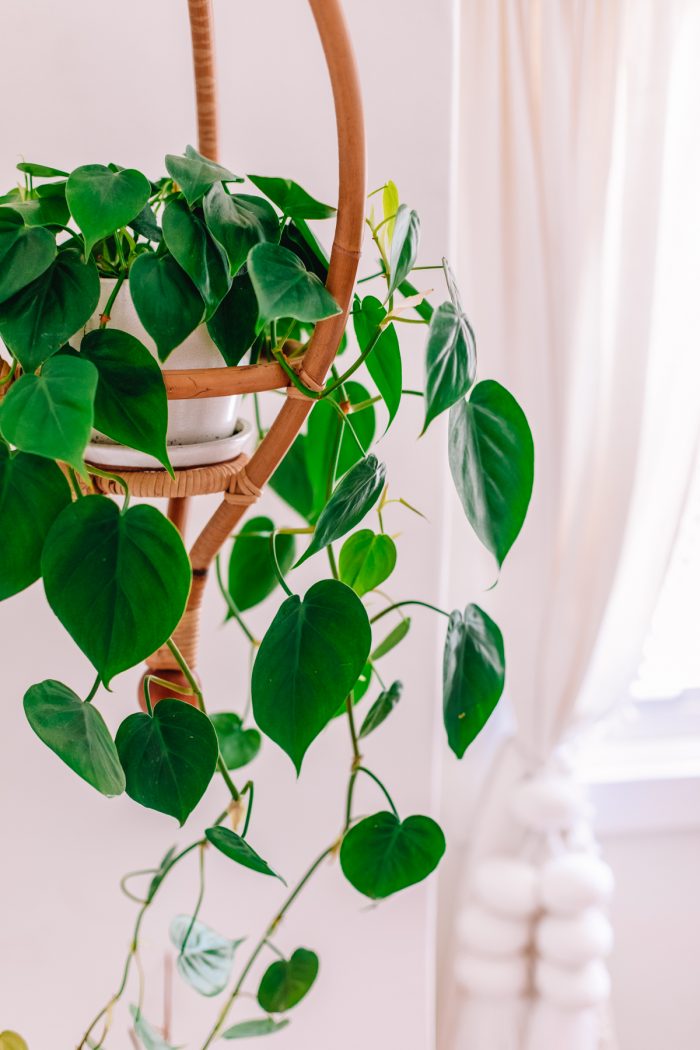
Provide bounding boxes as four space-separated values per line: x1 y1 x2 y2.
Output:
89 0 366 689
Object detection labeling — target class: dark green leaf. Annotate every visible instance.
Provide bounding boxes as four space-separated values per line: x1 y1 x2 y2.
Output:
297 455 386 566
17 162 68 177
257 949 319 1013
280 220 328 281
23 679 125 796
0 355 97 474
209 713 261 770
269 436 314 520
162 199 231 319
353 296 402 431
8 182 70 228
204 185 279 276
353 661 373 703
129 252 204 361
304 381 376 521
80 328 171 473
169 915 242 997
248 175 335 220
247 243 340 332
448 381 534 566
207 269 258 365
422 301 476 432
358 681 402 739
340 812 445 899
371 617 411 660
0 207 56 303
227 516 295 612
42 497 192 684
66 164 150 255
165 146 242 207
116 699 217 824
0 447 70 599
0 250 100 371
223 1018 290 1039
388 205 420 296
252 579 371 771
338 529 396 597
443 604 504 758
129 203 162 243
206 826 285 883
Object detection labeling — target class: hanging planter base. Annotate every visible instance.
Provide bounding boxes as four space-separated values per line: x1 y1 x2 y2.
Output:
86 417 253 471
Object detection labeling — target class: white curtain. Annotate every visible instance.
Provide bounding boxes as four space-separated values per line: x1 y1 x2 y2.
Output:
441 0 700 1048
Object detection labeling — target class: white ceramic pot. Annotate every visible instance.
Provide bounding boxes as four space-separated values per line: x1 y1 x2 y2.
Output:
85 278 240 449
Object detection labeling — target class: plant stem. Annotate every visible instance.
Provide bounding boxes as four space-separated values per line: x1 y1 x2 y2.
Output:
84 673 101 704
369 599 451 625
269 533 294 598
355 766 399 818
180 843 207 954
241 782 254 839
272 348 320 399
345 696 361 768
88 465 131 511
99 272 126 328
215 554 259 646
322 325 383 398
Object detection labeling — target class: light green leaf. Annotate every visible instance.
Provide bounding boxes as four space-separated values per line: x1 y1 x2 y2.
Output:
340 812 445 899
353 296 402 431
130 251 204 361
162 199 231 319
204 185 279 276
165 146 242 207
422 301 476 433
223 1018 290 1039
388 205 420 296
248 175 335 220
66 164 150 255
227 516 295 612
443 604 504 758
0 1033 29 1050
206 826 285 883
297 455 386 566
371 618 411 661
358 681 403 739
210 713 261 770
247 243 340 332
382 180 400 250
7 182 70 228
130 1007 179 1050
169 915 242 997
17 162 68 177
0 207 56 303
338 529 397 597
257 949 319 1013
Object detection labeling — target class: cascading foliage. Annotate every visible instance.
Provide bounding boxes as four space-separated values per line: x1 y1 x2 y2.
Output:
0 151 534 1048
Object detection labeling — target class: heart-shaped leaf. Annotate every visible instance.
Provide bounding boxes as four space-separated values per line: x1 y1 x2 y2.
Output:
443 604 504 758
66 164 150 255
358 681 403 739
371 618 411 661
204 185 279 277
353 296 402 431
210 713 261 770
0 447 70 599
257 949 319 1013
116 699 218 824
165 146 242 207
223 1018 290 1039
340 812 445 899
423 301 476 433
6 182 70 228
206 826 285 883
0 355 97 475
162 199 231 319
247 243 340 332
339 530 397 597
0 249 100 371
297 455 386 566
0 206 56 304
169 915 242 997
130 1007 178 1050
23 679 125 796
207 270 258 366
248 175 335 220
80 328 171 473
226 516 295 613
448 381 534 566
129 203 162 243
388 205 420 296
252 579 371 771
130 252 204 361
280 219 328 281
42 497 191 684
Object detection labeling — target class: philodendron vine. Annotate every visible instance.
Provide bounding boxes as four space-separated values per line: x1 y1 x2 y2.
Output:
0 151 534 1047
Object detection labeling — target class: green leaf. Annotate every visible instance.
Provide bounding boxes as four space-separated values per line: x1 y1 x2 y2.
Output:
0 355 97 474
297 455 386 566
0 250 100 371
23 679 125 796
443 604 504 758
129 203 162 243
209 713 261 770
304 381 376 522
17 162 68 177
269 436 314 520
388 205 420 296
205 826 285 883
252 579 371 771
130 252 204 361
162 199 231 319
116 699 218 824
0 1034 28 1050
397 276 434 321
42 498 192 684
223 1018 290 1039
80 328 171 473
340 812 445 899
382 180 400 248
423 301 476 433
358 681 403 739
257 949 319 1013
0 207 56 303
0 447 70 599
338 530 396 597
204 185 279 276
227 516 295 612
8 182 70 228
280 220 328 282
165 146 242 207
353 661 373 703
169 915 242 997
371 618 411 661
248 175 336 220
207 270 258 365
130 1007 178 1050
353 296 402 431
66 164 150 255
247 243 340 332
448 381 534 566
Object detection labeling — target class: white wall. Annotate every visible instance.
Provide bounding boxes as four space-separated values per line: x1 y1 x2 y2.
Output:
0 2 457 1047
